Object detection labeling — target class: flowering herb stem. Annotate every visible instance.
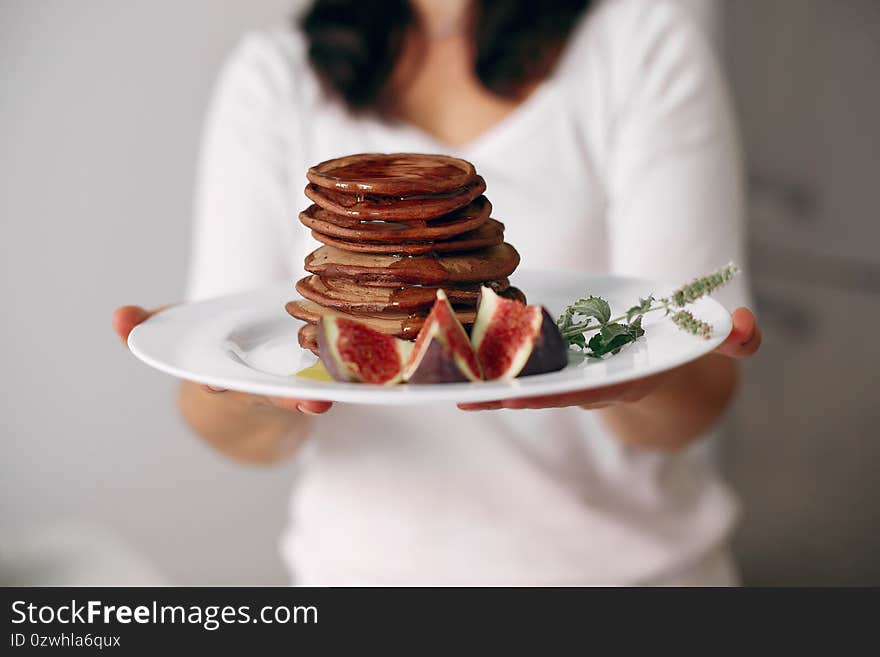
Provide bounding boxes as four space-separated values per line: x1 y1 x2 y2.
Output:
556 264 739 357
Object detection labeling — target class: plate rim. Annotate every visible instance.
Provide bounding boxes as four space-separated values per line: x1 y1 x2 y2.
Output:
128 269 732 405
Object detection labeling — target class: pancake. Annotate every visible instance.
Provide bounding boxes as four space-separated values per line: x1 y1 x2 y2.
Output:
307 153 477 196
329 276 513 289
311 219 505 255
321 277 512 294
298 323 320 356
298 196 491 242
286 299 479 339
304 243 520 285
295 275 512 313
304 176 486 221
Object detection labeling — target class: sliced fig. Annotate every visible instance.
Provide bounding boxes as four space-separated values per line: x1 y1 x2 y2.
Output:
519 308 569 377
470 287 568 380
403 290 483 383
317 316 413 385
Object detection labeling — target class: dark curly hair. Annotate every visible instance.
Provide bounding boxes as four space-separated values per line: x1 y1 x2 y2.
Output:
300 0 592 113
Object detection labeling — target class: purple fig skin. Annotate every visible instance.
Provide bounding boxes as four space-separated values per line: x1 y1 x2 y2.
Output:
407 338 471 384
316 318 350 382
519 308 569 378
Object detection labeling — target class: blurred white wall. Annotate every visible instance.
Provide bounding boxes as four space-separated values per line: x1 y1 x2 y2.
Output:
1 0 297 585
0 0 719 585
721 0 880 586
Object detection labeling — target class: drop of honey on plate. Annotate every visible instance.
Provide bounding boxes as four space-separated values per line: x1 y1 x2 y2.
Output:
295 359 333 382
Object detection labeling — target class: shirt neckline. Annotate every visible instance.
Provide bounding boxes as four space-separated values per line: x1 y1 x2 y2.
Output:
375 74 560 158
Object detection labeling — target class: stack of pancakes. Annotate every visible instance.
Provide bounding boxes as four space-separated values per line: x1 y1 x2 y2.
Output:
286 153 524 355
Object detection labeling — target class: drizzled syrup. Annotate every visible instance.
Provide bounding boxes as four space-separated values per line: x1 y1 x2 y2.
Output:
304 177 486 221
307 153 476 195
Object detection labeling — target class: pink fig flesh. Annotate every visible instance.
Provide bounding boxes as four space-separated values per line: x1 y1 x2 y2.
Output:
317 316 412 385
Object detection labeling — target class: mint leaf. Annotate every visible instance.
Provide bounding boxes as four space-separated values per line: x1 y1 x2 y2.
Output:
629 315 644 334
586 320 645 357
570 296 611 326
625 296 654 323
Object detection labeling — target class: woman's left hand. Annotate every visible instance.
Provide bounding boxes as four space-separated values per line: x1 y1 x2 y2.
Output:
458 307 761 412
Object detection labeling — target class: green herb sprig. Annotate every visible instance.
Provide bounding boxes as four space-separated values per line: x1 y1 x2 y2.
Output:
557 264 738 358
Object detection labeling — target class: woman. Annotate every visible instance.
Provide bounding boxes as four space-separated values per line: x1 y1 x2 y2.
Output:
113 0 761 585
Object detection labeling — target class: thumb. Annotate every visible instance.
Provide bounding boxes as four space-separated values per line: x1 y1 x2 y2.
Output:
715 307 762 359
269 397 333 415
112 305 171 344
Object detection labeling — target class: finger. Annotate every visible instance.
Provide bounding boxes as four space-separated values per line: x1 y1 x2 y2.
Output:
458 401 504 411
111 305 171 343
460 390 612 411
716 307 762 359
269 397 333 415
112 306 150 342
297 399 333 415
461 396 604 411
501 389 617 409
459 372 668 411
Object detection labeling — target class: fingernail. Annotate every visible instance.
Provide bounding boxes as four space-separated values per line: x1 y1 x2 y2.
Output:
297 404 321 416
204 385 227 393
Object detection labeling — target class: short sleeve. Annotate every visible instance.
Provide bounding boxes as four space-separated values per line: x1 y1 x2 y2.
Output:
185 33 299 301
603 0 750 311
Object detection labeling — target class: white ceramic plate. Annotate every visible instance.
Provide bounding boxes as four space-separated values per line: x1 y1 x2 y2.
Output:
128 270 731 405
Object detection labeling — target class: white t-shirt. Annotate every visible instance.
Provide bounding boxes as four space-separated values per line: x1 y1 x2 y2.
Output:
187 0 749 585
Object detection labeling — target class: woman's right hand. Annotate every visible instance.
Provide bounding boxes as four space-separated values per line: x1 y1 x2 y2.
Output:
113 304 330 464
111 305 332 416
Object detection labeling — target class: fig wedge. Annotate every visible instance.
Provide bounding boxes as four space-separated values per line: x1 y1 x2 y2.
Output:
470 287 568 380
317 316 413 385
403 290 483 383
